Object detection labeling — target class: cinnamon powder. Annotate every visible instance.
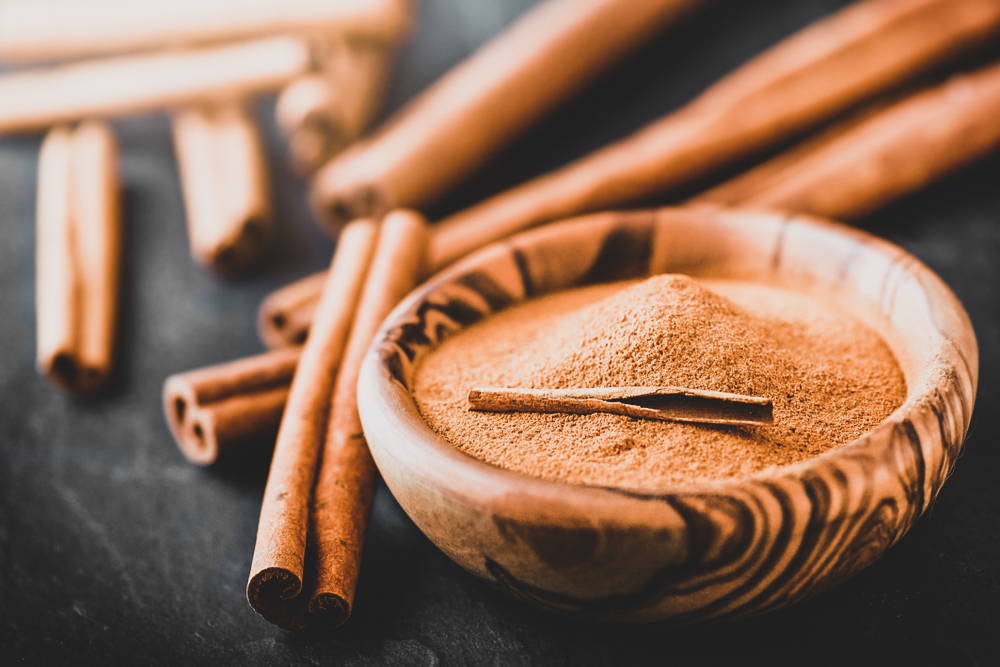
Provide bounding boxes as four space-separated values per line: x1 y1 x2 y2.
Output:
413 275 906 491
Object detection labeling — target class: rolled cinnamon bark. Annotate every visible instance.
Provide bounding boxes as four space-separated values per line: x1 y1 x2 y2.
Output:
36 121 120 393
164 347 301 465
426 0 1000 270
172 102 273 275
247 218 380 630
308 209 427 628
277 36 396 173
695 60 1000 220
311 0 703 226
0 0 411 63
0 37 311 135
257 272 326 349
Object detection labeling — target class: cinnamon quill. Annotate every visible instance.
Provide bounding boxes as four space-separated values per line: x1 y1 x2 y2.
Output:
468 386 774 426
246 218 381 630
277 36 399 173
164 347 300 465
247 210 427 630
172 102 273 275
312 0 703 225
0 0 411 63
36 122 120 393
426 0 1000 270
0 37 311 135
257 272 326 349
696 60 1000 220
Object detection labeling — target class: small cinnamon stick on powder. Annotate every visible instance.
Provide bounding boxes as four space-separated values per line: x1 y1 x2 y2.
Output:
247 218 380 630
258 272 326 349
468 386 774 426
172 102 273 275
277 36 398 174
312 0 703 225
0 0 411 63
695 59 1000 220
247 210 427 630
0 37 311 135
36 121 120 393
163 347 301 465
427 0 1000 270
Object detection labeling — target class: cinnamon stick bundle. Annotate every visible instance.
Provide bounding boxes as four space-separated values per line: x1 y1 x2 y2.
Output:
163 215 380 463
257 272 326 349
426 0 1000 269
172 102 273 275
0 0 411 63
245 218 380 630
0 37 311 135
312 0 703 226
164 347 301 465
36 122 120 393
695 60 1000 220
277 37 397 173
247 210 427 630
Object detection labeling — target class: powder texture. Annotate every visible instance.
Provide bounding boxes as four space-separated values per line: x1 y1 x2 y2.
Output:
413 275 906 492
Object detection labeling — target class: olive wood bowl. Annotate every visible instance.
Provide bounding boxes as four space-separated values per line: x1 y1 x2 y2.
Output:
357 205 978 622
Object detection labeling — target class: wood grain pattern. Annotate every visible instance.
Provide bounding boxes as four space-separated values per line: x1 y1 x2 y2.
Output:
357 206 977 622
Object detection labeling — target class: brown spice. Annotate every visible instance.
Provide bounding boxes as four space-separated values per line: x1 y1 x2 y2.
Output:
413 275 906 491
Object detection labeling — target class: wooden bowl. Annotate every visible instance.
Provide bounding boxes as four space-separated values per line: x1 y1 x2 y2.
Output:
357 206 977 622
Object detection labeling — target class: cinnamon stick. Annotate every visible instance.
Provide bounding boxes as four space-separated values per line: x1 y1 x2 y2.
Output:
0 0 411 63
468 386 774 426
426 0 1000 270
311 0 703 225
36 121 120 393
164 347 301 465
277 36 397 173
257 272 326 349
0 37 311 135
246 210 427 630
695 60 1000 220
247 218 380 630
308 209 427 628
172 102 273 275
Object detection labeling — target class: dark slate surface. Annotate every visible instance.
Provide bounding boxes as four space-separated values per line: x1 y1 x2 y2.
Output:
2 1 999 664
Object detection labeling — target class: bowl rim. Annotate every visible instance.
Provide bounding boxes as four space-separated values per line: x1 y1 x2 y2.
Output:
358 205 978 518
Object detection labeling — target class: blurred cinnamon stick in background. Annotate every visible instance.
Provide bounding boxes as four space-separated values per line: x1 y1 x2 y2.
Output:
0 0 411 63
312 0 704 225
277 36 398 173
695 60 1000 219
425 0 1000 269
258 54 1000 351
36 122 120 393
0 37 311 135
172 102 273 275
164 347 301 465
258 272 326 349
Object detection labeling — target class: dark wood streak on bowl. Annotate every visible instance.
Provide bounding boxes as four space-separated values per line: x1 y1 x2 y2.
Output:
358 205 978 622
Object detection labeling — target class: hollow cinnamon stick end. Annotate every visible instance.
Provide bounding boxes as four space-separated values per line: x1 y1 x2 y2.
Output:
310 178 387 235
38 350 109 394
246 567 308 631
196 215 273 278
162 375 219 465
258 298 308 350
309 592 351 630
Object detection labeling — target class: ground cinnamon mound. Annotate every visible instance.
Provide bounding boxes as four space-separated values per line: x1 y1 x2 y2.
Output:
413 275 906 491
